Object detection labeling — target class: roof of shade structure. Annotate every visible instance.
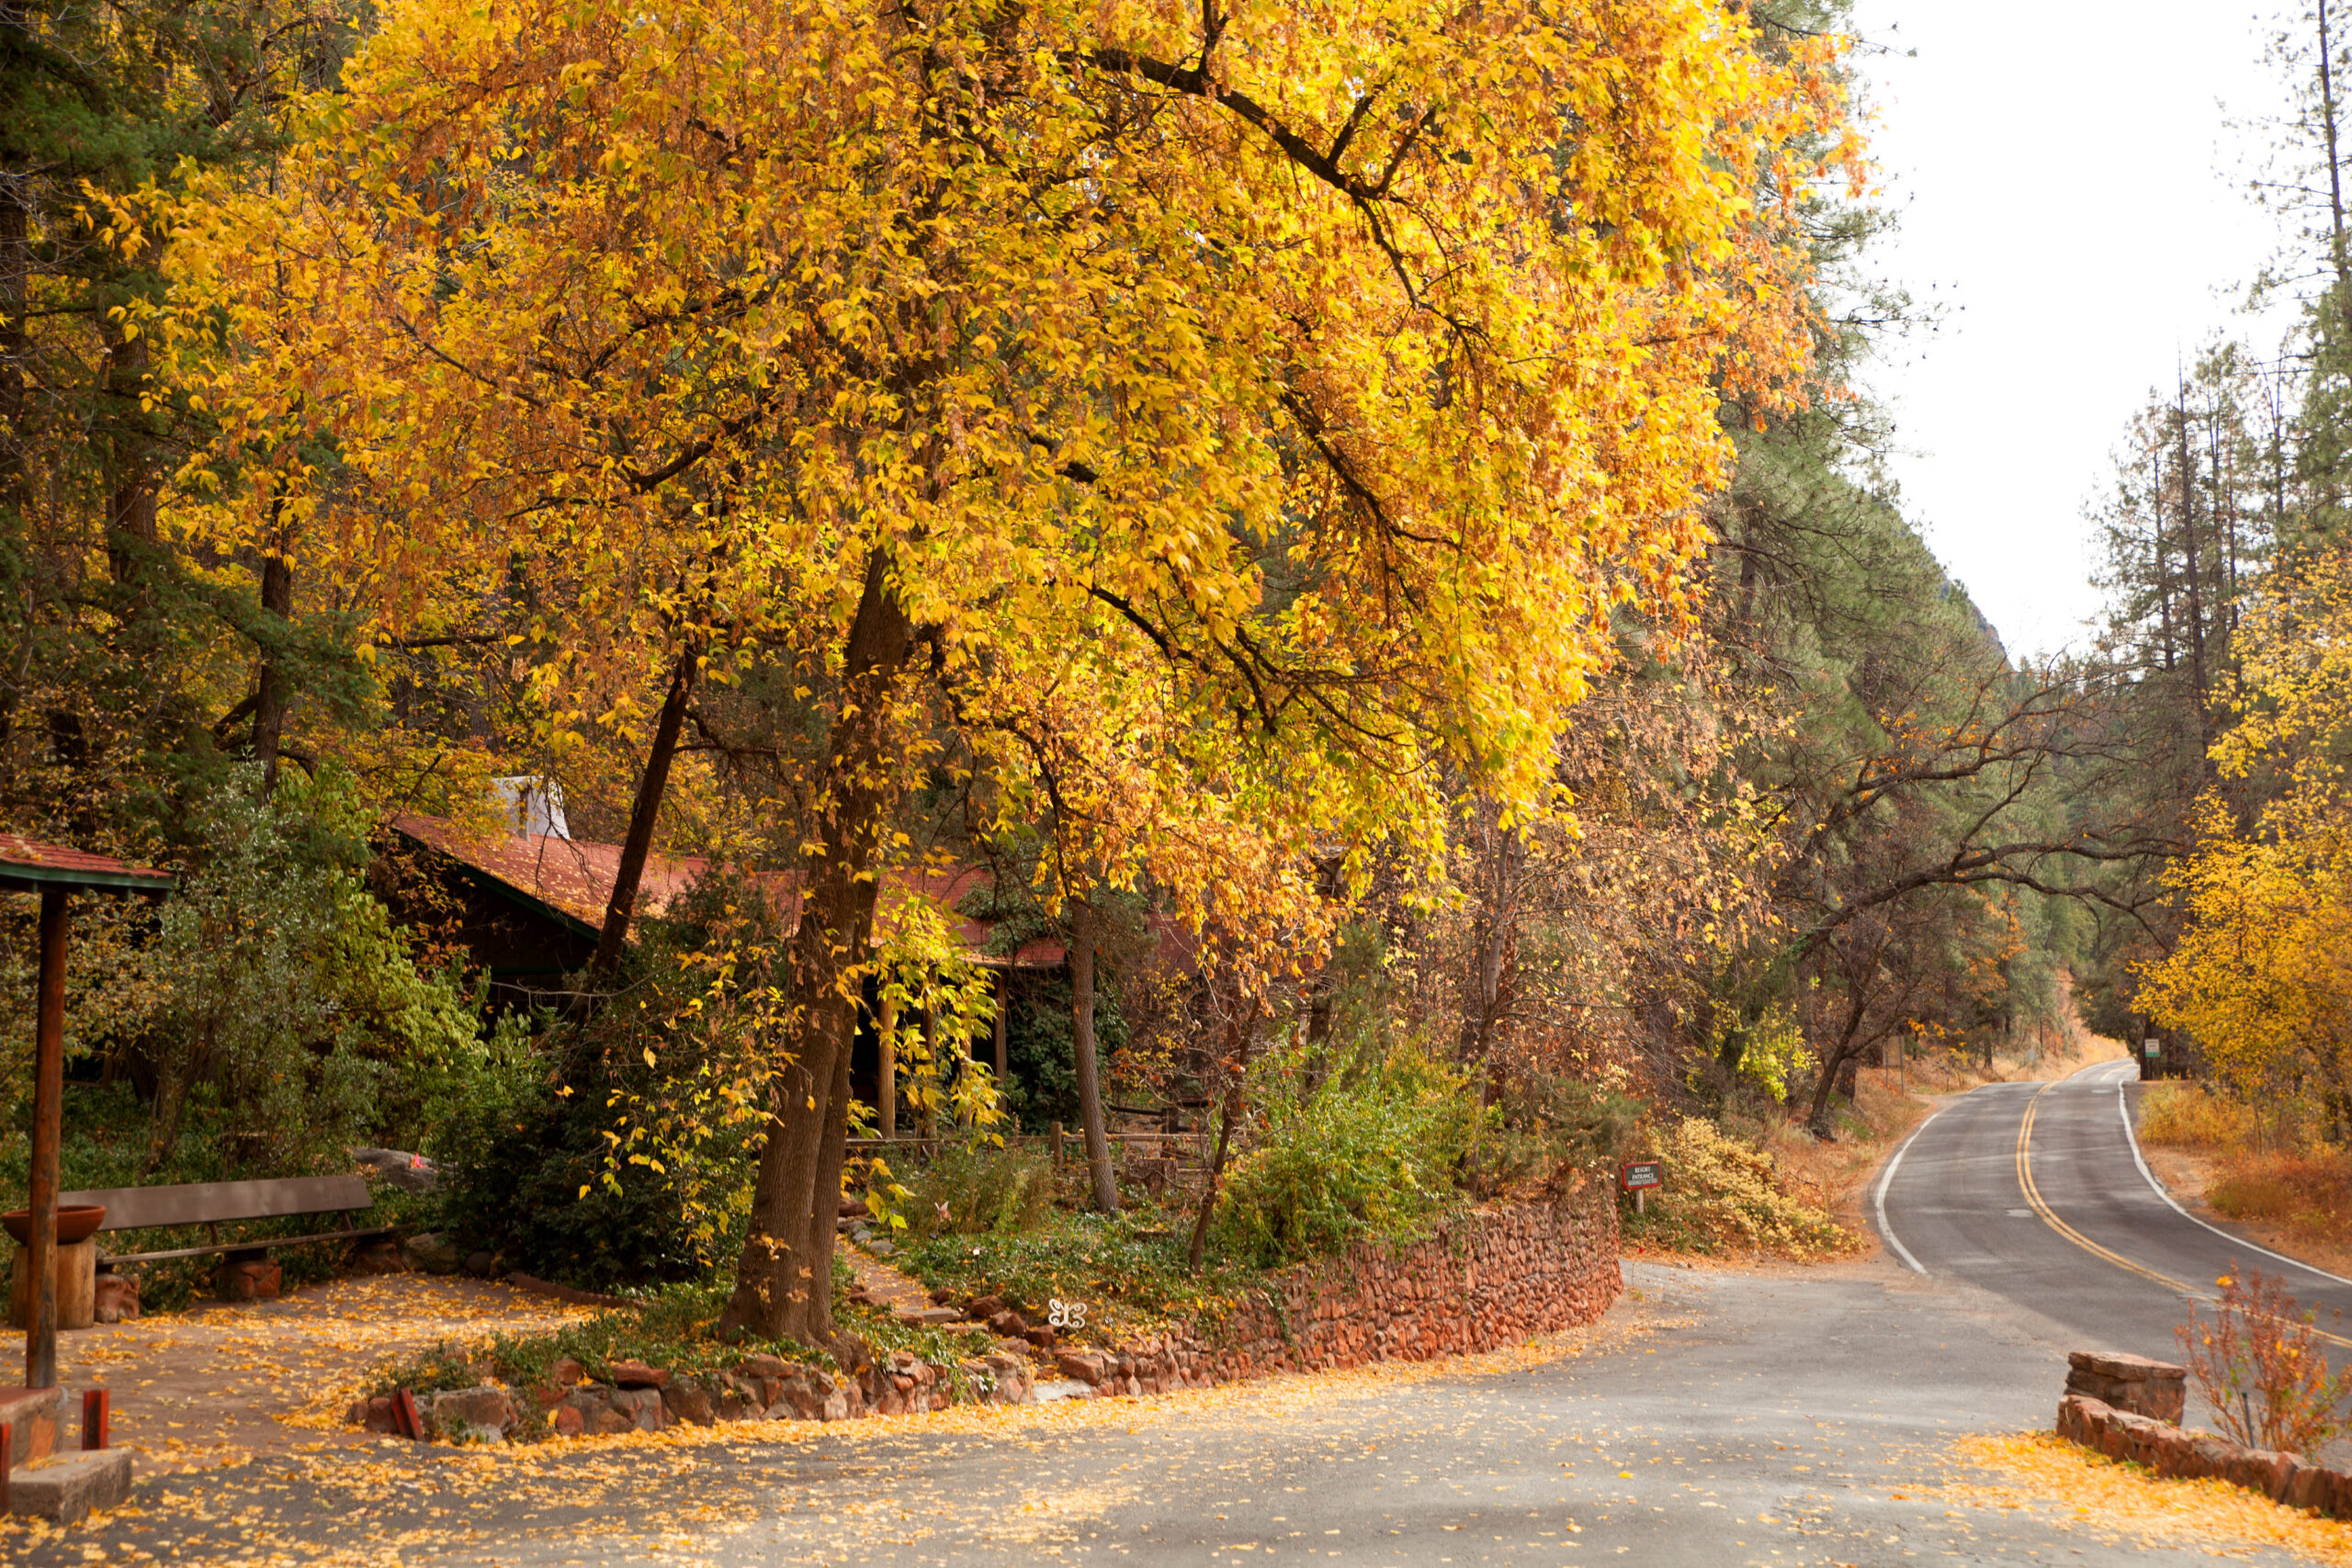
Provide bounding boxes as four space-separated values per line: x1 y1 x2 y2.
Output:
0 835 176 896
390 812 1068 969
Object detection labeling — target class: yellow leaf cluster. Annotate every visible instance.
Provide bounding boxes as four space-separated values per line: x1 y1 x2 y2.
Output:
141 0 1849 969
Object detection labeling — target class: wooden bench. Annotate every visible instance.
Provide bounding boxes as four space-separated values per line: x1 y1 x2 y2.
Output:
62 1175 388 1264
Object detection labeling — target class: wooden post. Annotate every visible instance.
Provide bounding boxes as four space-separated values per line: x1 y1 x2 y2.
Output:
81 1388 107 1450
1051 1121 1065 1167
917 1003 938 1139
993 967 1010 1080
878 993 898 1142
26 886 68 1390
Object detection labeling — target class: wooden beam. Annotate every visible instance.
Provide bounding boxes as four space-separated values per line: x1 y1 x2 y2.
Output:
993 969 1010 1079
877 993 898 1141
26 886 68 1389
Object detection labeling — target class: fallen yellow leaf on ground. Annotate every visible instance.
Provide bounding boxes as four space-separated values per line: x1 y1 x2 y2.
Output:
1952 1430 2352 1563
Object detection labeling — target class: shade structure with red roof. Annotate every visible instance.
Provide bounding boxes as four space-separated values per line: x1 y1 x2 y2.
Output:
389 812 1068 976
0 839 173 1393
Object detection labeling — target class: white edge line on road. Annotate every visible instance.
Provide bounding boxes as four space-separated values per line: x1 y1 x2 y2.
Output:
1873 1110 1941 1277
2115 1072 2352 1290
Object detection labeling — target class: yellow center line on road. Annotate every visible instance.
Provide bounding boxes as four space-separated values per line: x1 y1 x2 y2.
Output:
2013 1079 2352 1349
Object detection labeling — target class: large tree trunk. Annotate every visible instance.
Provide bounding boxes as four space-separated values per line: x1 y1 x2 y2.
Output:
1187 993 1260 1271
1069 901 1118 1214
720 549 912 1349
0 147 28 518
104 333 161 590
1804 982 1871 1139
586 646 701 981
251 549 294 786
1458 802 1521 1091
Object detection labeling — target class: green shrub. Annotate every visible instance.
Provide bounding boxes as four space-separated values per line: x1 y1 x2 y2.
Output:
1477 1070 1644 1196
899 1142 1053 1239
1619 1115 1855 1257
897 1204 1256 1342
122 765 503 1177
1211 1042 1482 1269
430 874 786 1290
368 1279 836 1398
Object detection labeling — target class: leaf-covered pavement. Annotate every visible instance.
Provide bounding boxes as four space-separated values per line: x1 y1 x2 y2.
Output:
6 1260 2341 1565
0 1273 595 1474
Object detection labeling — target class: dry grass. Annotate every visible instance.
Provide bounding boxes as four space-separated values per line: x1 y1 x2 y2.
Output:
2139 1080 2352 1278
2141 1079 2267 1148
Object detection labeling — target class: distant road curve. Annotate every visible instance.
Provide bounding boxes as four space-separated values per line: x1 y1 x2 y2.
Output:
1875 1057 2352 1368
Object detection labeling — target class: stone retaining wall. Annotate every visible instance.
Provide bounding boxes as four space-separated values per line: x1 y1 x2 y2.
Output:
350 1346 1034 1442
1040 1190 1622 1396
2057 1393 2352 1516
351 1189 1621 1443
2063 1350 2184 1423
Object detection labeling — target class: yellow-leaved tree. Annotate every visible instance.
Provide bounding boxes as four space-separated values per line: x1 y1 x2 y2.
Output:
2144 557 2352 1112
152 0 1852 1348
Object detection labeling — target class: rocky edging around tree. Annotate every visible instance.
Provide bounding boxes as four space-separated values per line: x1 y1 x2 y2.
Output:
970 1190 1623 1399
346 1346 1035 1444
2055 1392 2352 1516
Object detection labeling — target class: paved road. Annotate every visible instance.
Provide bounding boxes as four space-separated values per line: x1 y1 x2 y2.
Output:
12 1060 2326 1566
1877 1055 2352 1422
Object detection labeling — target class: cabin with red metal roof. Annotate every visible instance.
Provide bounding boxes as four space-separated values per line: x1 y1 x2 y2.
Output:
386 811 1065 1001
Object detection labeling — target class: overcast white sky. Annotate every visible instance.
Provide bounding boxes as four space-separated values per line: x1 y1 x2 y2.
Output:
1848 3 2301 659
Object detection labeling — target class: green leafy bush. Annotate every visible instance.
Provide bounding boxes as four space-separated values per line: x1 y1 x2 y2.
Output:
1476 1070 1644 1196
431 873 790 1289
128 765 503 1176
896 1141 1055 1239
897 1204 1256 1342
1210 1043 1482 1269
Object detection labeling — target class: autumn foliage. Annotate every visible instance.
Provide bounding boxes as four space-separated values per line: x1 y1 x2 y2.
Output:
2143 557 2352 1114
118 0 1857 1338
2178 1266 2352 1454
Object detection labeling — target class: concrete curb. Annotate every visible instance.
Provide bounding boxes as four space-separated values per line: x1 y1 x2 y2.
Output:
8 1448 132 1524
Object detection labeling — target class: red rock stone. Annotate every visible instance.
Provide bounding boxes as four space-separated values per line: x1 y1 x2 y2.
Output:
662 1378 716 1426
607 1359 670 1390
92 1273 139 1323
218 1258 281 1301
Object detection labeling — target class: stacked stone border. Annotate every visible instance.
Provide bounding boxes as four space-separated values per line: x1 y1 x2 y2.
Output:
1035 1190 1621 1395
348 1189 1621 1443
2054 1349 2352 1517
350 1348 1031 1441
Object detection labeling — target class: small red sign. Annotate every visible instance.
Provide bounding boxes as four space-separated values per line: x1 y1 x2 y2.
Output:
1620 1160 1664 1191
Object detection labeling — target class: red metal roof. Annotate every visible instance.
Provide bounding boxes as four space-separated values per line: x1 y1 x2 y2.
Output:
392 813 707 928
390 813 1065 968
0 835 175 894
